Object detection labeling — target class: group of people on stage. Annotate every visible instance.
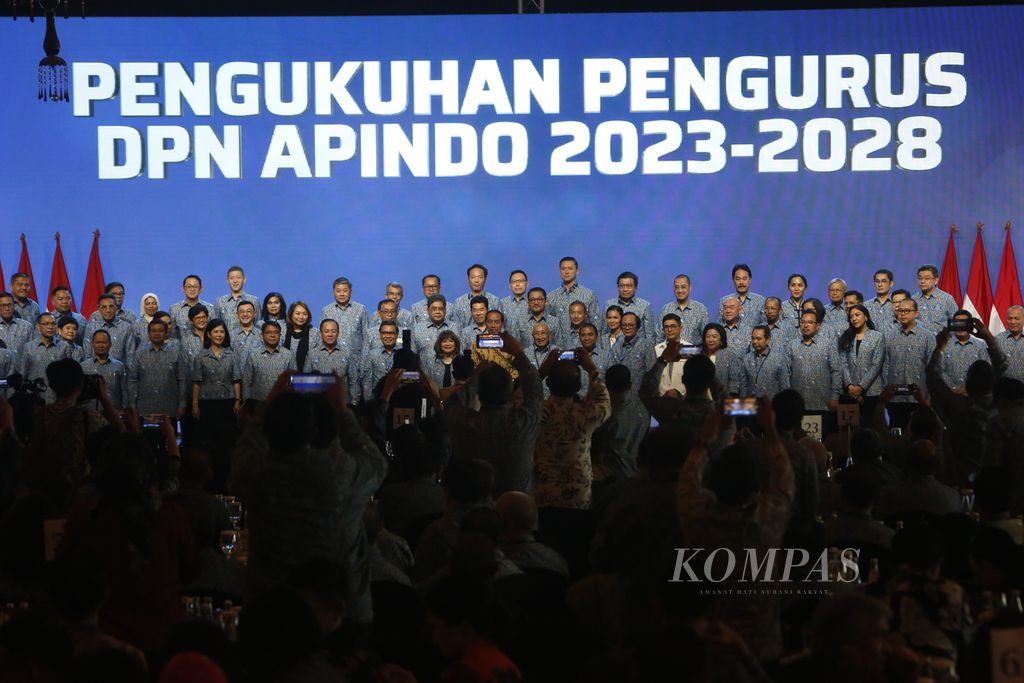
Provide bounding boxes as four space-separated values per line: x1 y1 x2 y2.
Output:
1 259 1021 428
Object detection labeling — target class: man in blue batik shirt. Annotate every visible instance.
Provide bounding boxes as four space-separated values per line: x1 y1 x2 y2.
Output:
87 282 137 327
128 318 187 418
450 264 501 328
319 276 369 356
214 266 260 321
243 321 298 403
939 310 990 393
548 256 601 328
366 299 416 353
885 298 937 427
49 286 87 344
788 310 842 413
361 321 400 403
659 274 710 346
501 270 531 334
764 297 796 350
0 292 34 357
865 269 896 327
721 297 752 351
611 313 654 398
410 274 444 325
81 328 128 408
737 326 791 399
382 282 415 329
83 294 136 362
308 319 360 406
515 287 563 350
822 279 849 335
605 271 656 343
9 273 40 323
227 301 263 356
413 295 454 353
169 275 215 339
459 296 490 350
913 264 958 328
18 313 70 401
997 305 1024 382
718 263 766 327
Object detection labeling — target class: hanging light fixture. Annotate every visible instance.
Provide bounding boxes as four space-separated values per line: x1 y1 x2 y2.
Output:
38 0 67 101
11 0 84 103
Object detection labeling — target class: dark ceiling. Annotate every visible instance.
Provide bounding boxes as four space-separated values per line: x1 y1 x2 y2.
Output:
43 0 1022 15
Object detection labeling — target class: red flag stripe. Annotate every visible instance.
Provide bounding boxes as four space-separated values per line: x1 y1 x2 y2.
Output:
80 230 106 319
938 225 963 307
963 225 995 326
992 222 1023 333
17 234 39 302
47 232 76 312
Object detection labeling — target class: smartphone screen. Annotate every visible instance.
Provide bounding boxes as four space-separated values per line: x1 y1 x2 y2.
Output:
290 373 337 393
477 334 504 348
723 397 758 416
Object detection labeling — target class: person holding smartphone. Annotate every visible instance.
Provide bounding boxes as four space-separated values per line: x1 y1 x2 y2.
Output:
937 310 990 393
471 310 518 379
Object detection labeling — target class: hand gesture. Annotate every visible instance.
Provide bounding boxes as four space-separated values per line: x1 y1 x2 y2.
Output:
973 317 995 343
577 347 598 375
499 331 524 357
266 369 297 403
660 339 682 363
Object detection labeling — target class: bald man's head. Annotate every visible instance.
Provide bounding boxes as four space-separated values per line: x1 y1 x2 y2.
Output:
496 491 539 537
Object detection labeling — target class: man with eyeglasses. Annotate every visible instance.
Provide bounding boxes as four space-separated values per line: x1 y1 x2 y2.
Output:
83 294 136 362
884 298 936 427
410 274 444 325
611 313 653 397
913 264 958 329
606 271 656 343
515 288 562 349
412 294 453 354
651 313 691 396
18 313 71 401
0 292 34 356
501 270 531 333
169 275 215 340
88 282 136 325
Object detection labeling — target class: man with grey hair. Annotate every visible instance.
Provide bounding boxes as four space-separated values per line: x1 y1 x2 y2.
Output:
378 281 414 329
720 297 750 350
822 278 848 334
998 304 1024 381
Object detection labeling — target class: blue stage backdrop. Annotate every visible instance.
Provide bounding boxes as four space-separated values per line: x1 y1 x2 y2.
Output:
2 7 1023 317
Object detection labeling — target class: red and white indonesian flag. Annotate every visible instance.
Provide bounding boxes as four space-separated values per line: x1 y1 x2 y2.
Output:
938 224 963 307
992 221 1023 335
963 223 997 327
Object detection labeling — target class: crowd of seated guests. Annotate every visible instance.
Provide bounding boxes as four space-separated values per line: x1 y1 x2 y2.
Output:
0 260 1023 682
